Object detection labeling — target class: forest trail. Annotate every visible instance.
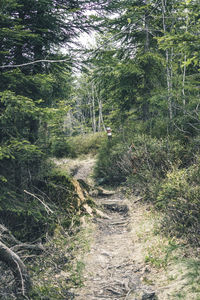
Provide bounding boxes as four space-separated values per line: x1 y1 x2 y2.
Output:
69 158 157 300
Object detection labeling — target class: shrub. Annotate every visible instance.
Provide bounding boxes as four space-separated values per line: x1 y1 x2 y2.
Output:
51 132 106 158
51 136 75 158
94 137 128 184
68 132 106 157
94 134 184 191
156 159 200 245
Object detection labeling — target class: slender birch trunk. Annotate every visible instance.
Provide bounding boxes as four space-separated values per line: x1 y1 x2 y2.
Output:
144 0 149 52
97 96 106 132
182 55 187 110
182 4 189 111
91 83 96 133
161 0 173 120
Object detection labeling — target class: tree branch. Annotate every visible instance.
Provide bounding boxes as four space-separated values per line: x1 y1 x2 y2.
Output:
24 190 54 214
0 58 72 69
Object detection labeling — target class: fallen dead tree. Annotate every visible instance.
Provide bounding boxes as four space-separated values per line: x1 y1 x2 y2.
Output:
0 224 45 299
0 240 31 299
0 224 44 253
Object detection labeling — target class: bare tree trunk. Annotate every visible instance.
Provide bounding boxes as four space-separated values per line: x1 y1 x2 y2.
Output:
161 0 173 120
91 83 96 133
89 98 93 132
182 5 189 111
98 106 101 132
182 55 187 110
97 96 106 132
0 241 31 299
144 0 149 52
64 111 73 136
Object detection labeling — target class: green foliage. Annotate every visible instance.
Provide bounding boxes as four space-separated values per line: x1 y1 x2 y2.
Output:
95 134 184 188
51 132 106 158
51 136 74 158
156 159 200 245
69 132 106 157
43 168 76 209
95 130 200 245
94 137 128 184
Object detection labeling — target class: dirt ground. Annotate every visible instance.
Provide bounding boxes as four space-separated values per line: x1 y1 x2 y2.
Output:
74 192 156 300
66 158 156 300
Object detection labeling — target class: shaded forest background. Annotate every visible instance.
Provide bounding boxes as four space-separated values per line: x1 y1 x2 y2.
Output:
0 0 200 298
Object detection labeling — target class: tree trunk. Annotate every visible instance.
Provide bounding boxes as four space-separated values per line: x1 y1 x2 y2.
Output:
144 0 150 52
91 83 96 133
182 54 187 110
97 97 106 132
161 0 173 120
182 6 189 111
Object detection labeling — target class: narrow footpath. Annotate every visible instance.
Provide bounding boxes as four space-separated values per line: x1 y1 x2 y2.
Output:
75 191 156 300
68 158 157 300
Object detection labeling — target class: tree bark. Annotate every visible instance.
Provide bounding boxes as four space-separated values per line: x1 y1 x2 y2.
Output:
161 0 173 120
144 0 150 52
97 96 106 132
91 83 96 133
182 5 189 111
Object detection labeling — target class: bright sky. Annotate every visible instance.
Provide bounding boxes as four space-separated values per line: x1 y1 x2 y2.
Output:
78 32 97 49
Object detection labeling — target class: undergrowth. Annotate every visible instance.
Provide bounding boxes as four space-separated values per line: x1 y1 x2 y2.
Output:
51 132 106 158
30 221 93 299
95 133 200 246
131 201 200 300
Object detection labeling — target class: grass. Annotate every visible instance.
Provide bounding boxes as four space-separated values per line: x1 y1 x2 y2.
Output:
30 220 94 299
129 198 200 300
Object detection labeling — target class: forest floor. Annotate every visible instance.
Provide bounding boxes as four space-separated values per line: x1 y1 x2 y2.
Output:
55 156 200 300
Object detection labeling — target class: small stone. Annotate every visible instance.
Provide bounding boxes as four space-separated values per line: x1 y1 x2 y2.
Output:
142 291 157 300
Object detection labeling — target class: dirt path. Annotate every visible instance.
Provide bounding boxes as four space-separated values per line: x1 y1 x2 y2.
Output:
72 161 157 300
76 193 156 300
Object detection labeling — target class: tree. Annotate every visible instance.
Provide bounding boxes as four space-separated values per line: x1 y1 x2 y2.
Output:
0 1 117 297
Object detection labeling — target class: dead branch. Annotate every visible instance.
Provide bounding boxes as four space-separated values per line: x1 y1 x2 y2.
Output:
0 225 44 254
0 58 72 69
133 197 143 203
0 241 31 298
11 243 44 253
24 190 54 214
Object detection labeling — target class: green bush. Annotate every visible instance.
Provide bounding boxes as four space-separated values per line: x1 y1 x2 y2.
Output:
68 132 106 157
94 134 184 189
51 132 106 158
156 159 200 245
94 137 128 184
51 136 75 158
95 133 200 245
0 163 82 241
127 135 184 200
